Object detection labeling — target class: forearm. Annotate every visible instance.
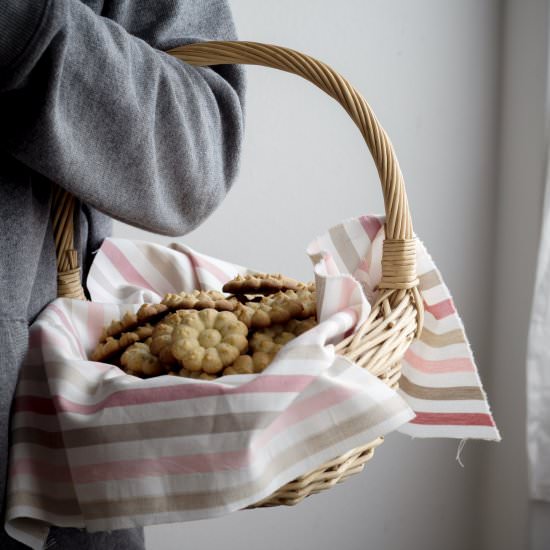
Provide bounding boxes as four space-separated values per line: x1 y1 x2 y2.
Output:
0 0 245 235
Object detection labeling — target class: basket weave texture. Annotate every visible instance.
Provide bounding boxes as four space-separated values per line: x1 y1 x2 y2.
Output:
52 41 423 507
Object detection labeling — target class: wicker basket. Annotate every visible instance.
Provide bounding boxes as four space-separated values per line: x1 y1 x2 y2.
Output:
51 41 424 508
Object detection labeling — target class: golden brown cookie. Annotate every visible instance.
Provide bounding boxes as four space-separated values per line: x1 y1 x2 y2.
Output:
177 367 217 380
284 316 318 336
136 302 169 323
222 355 255 376
99 303 169 343
233 292 304 329
161 290 235 312
99 311 138 343
91 324 154 362
120 341 165 377
170 309 248 374
149 309 195 365
249 325 296 354
279 287 317 319
240 317 318 374
222 273 301 295
224 350 276 375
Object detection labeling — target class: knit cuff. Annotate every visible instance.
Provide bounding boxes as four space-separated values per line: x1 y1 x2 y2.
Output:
0 0 49 70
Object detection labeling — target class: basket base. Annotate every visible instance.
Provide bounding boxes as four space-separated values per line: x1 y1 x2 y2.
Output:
247 436 385 508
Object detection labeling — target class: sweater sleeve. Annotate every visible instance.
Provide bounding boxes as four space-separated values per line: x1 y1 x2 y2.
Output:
0 0 245 236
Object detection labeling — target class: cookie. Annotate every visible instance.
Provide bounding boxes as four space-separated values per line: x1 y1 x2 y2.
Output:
249 325 297 354
279 287 317 319
222 273 301 295
222 355 255 376
161 290 235 312
170 309 248 374
99 311 138 343
233 317 318 374
284 316 318 336
177 367 217 380
120 341 165 377
91 324 154 362
150 309 195 365
99 303 168 343
233 292 304 329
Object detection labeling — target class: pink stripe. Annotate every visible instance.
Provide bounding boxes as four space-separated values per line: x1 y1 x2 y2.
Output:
411 412 495 426
49 304 87 359
72 451 248 481
404 349 475 374
12 375 315 416
423 299 456 320
323 252 340 276
27 328 70 354
338 277 357 312
101 240 157 292
10 458 73 483
356 257 370 273
256 385 358 447
188 253 232 285
87 301 107 349
359 215 382 242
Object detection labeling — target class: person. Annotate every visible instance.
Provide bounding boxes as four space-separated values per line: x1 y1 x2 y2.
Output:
0 0 245 547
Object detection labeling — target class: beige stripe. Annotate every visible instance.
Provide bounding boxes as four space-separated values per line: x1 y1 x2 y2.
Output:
9 478 77 498
79 395 407 519
316 275 327 320
419 327 465 347
329 225 360 273
399 375 484 401
278 346 328 361
8 492 81 517
418 270 441 291
12 412 278 449
46 363 91 389
19 362 90 390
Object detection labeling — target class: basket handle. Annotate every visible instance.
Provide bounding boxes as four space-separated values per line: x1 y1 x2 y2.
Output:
166 41 418 291
54 41 419 302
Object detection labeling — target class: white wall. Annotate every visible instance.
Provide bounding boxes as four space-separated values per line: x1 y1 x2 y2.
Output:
480 1 549 549
113 2 503 548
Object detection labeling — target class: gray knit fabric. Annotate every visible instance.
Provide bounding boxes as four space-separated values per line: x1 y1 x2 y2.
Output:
0 0 245 547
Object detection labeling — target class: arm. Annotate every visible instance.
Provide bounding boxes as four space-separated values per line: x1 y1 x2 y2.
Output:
0 0 245 236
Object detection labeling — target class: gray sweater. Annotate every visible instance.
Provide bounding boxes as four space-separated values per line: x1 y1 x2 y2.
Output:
0 0 244 546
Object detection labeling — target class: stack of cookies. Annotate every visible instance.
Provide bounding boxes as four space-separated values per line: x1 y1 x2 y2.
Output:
90 273 318 380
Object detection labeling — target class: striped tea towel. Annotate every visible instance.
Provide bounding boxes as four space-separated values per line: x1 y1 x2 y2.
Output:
307 215 500 440
5 233 413 548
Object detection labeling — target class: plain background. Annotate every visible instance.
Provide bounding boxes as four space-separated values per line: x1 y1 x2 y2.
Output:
111 1 547 549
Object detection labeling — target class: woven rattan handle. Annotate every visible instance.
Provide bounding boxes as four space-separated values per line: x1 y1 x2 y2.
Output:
166 41 418 291
52 187 86 300
55 41 420 307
